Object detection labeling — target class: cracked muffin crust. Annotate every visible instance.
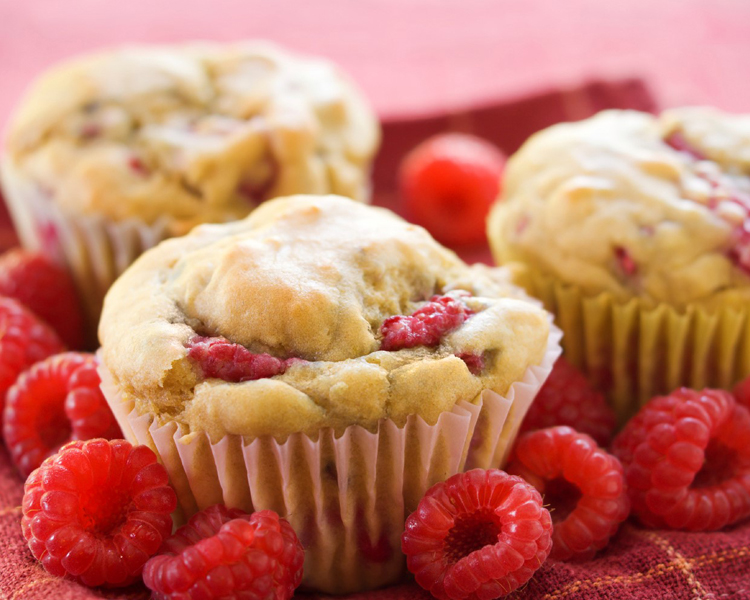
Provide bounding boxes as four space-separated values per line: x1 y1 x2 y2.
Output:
99 195 550 441
488 107 750 309
3 42 379 235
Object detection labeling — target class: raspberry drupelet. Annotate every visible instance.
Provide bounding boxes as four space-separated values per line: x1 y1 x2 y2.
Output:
402 469 552 600
4 352 122 477
21 439 177 587
144 505 304 600
507 426 630 561
0 296 64 410
612 387 750 530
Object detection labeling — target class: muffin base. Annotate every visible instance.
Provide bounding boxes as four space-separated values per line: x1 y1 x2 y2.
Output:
1 158 170 343
98 324 561 594
520 268 750 424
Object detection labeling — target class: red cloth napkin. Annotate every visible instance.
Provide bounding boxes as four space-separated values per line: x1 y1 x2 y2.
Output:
2 76 749 600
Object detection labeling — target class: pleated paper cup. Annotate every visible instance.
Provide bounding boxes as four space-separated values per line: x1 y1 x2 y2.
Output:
0 158 170 343
97 324 560 594
517 267 750 424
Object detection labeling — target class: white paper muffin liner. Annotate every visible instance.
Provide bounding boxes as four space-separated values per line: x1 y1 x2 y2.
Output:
97 322 561 593
0 158 170 342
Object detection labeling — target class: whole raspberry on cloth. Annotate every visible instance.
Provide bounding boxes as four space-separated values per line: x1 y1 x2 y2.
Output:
507 426 630 561
612 387 750 530
399 133 505 246
519 357 616 446
0 249 84 349
21 438 177 587
144 504 304 600
4 352 122 477
0 296 64 410
401 469 552 599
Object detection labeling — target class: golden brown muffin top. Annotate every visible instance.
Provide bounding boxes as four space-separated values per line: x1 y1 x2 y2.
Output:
489 107 750 309
100 195 550 441
4 42 379 235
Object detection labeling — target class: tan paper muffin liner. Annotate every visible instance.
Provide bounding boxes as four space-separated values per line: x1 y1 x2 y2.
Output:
0 159 170 342
97 324 561 594
520 268 750 424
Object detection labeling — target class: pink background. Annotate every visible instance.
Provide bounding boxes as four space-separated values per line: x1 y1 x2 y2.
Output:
2 0 750 125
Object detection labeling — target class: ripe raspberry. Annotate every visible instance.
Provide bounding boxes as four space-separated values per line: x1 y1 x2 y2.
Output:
402 469 552 600
4 352 122 477
612 388 750 530
0 249 84 348
144 505 304 600
187 336 302 382
506 427 630 561
400 133 505 246
520 357 616 446
457 352 485 375
732 375 750 409
665 131 706 161
21 439 177 587
380 295 474 352
614 245 638 277
0 297 64 410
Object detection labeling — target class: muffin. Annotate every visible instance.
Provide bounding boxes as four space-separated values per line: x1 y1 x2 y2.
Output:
487 107 750 421
1 42 379 335
98 194 560 593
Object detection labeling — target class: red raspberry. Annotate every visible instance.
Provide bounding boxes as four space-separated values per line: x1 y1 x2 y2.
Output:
400 133 505 246
4 352 122 477
0 249 84 348
380 295 474 352
187 336 302 382
507 427 630 561
614 245 638 277
665 131 706 161
0 296 64 410
520 357 616 446
612 388 750 530
457 352 485 375
144 505 304 600
402 469 552 600
21 439 177 587
732 375 750 409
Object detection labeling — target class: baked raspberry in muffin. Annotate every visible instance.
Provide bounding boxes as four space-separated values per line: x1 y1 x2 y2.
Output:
487 107 750 419
98 194 558 593
1 42 379 332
